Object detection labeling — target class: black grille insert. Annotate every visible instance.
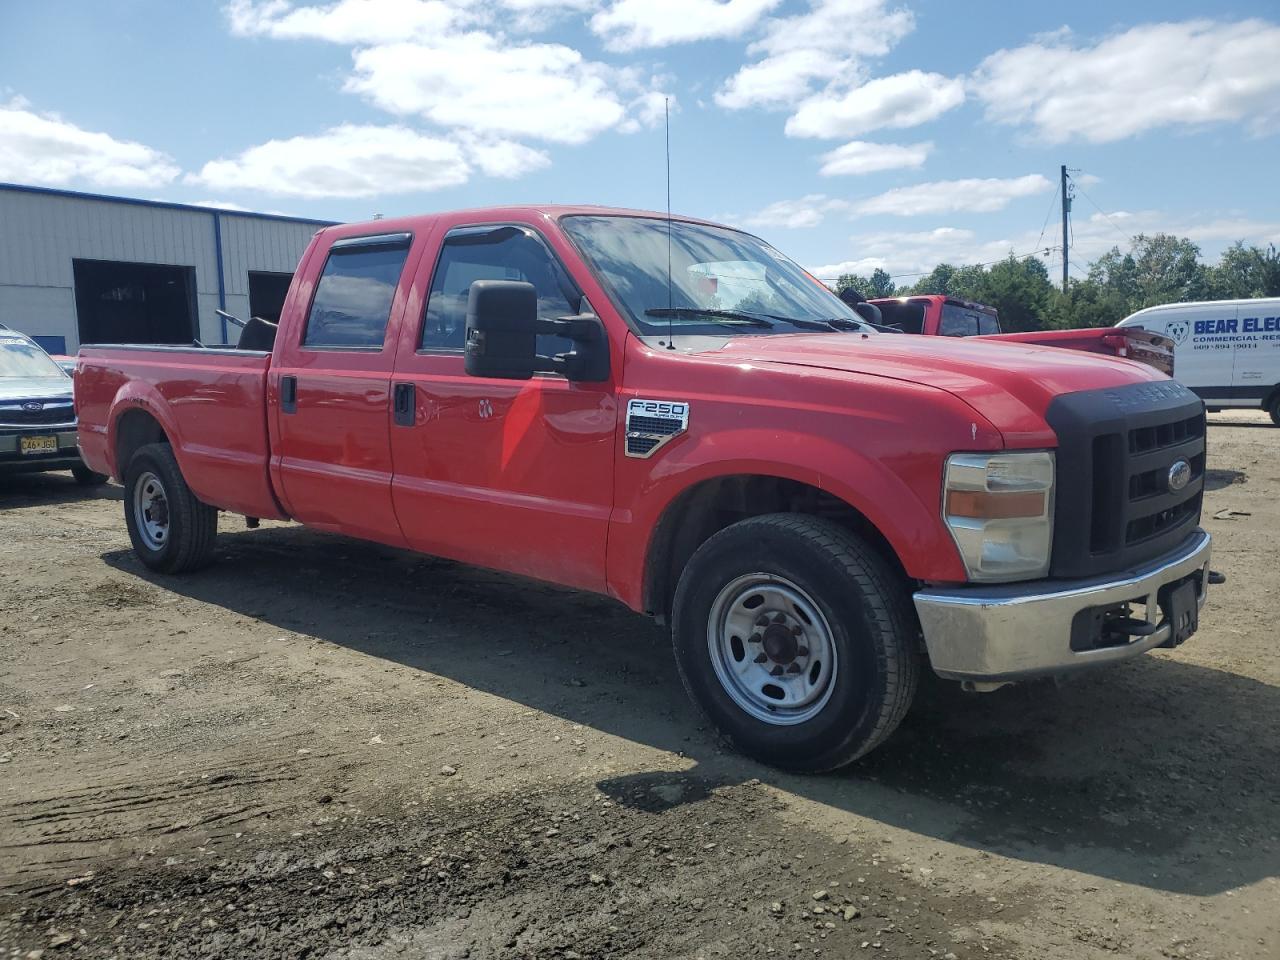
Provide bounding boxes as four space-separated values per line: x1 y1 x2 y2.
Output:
1047 380 1206 578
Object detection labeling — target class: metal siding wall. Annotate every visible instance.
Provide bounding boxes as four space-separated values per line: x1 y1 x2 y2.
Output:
0 191 323 350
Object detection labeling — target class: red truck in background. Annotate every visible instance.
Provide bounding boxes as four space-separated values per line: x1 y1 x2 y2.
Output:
860 294 1175 375
75 206 1215 772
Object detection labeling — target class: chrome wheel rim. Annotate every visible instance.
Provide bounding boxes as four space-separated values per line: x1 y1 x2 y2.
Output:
706 574 838 726
132 470 170 551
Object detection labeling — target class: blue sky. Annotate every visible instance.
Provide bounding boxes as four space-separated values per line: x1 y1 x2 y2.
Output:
2 0 1279 284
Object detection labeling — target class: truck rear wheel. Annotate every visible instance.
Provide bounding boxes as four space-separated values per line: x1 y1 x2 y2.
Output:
123 443 218 574
1267 392 1280 427
671 514 919 772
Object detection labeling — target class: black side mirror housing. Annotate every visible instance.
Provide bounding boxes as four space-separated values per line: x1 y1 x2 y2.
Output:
464 279 609 382
464 280 539 380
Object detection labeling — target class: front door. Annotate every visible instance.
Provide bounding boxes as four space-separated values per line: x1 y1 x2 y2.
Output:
389 224 617 592
273 232 414 546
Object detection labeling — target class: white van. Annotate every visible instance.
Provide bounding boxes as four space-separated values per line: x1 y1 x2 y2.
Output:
1117 297 1280 425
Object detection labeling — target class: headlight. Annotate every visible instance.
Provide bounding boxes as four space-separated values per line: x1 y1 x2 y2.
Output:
943 451 1055 582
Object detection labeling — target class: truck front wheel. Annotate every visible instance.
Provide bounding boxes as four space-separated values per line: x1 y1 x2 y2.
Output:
123 443 218 574
671 514 919 772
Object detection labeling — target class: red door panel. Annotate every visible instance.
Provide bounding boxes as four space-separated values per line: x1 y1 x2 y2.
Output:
388 220 618 592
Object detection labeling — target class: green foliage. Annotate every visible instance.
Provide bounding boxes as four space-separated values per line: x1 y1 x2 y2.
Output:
835 267 896 298
862 236 1280 331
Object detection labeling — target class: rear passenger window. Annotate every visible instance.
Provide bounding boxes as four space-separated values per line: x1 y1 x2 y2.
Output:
303 234 411 348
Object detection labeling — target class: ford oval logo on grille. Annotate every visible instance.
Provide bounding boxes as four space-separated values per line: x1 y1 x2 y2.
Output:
1168 459 1192 493
21 401 43 412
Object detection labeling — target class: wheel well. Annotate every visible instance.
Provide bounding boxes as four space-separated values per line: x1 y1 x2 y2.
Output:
114 409 169 477
643 475 907 623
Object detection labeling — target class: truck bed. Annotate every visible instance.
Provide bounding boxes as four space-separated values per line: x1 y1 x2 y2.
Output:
76 345 284 519
983 327 1174 375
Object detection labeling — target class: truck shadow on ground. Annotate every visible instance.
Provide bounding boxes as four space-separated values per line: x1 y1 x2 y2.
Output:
102 523 1279 899
0 473 121 506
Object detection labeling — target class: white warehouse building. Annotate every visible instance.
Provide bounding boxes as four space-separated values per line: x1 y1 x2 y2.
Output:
0 182 336 355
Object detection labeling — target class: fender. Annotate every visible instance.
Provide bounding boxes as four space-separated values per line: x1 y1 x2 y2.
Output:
607 420 997 611
106 379 186 478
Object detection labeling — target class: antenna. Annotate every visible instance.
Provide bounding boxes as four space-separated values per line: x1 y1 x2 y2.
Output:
665 96 675 350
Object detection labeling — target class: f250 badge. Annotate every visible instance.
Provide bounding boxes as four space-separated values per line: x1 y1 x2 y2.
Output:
625 398 690 459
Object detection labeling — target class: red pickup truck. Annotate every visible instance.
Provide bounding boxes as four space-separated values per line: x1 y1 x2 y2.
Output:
75 206 1214 772
863 295 1175 374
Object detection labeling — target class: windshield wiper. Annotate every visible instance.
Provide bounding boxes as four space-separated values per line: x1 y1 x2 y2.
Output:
770 316 864 332
644 307 775 328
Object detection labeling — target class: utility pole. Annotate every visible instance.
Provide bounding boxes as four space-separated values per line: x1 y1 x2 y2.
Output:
1060 164 1071 293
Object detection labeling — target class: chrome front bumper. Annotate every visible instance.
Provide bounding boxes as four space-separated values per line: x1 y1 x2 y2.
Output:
913 529 1212 682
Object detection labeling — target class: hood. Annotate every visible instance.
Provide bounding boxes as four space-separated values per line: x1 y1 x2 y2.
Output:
0 376 73 403
704 333 1164 446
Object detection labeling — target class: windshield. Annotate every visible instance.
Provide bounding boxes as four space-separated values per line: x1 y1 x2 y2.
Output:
0 338 66 378
561 215 868 336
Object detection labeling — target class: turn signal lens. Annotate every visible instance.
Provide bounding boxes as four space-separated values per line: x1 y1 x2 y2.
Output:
945 489 1047 519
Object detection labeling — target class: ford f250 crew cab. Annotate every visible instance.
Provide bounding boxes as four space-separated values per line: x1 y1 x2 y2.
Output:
75 206 1215 772
862 294 1175 375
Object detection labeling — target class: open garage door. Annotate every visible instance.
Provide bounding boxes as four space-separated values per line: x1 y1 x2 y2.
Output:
248 270 294 324
73 259 197 346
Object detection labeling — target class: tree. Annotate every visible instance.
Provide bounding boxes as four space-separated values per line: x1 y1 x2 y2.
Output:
973 256 1055 332
835 267 897 299
1129 233 1210 307
1209 242 1280 299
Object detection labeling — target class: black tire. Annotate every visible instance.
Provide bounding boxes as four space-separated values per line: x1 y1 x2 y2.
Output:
71 464 108 486
671 514 919 773
123 442 218 573
1267 393 1280 427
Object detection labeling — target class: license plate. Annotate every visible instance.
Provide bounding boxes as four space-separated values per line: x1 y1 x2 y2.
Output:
19 435 58 455
1162 576 1199 646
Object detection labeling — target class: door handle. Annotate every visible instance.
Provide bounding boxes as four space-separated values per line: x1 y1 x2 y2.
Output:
393 382 415 427
280 375 297 414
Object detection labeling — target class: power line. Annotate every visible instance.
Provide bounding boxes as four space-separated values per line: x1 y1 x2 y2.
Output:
1069 172 1131 243
1034 185 1059 255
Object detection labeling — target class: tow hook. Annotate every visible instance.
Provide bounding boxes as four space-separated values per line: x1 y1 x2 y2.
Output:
1208 570 1226 585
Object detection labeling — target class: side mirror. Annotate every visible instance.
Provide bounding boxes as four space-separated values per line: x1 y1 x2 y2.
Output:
464 279 610 382
464 280 539 380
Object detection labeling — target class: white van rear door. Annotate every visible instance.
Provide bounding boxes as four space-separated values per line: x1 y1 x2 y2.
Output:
1231 302 1280 404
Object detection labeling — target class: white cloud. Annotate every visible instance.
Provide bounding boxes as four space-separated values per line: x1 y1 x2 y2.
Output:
818 139 931 176
189 124 472 197
226 0 469 44
786 70 965 138
460 136 551 178
0 97 179 189
972 18 1280 143
224 0 664 160
591 0 780 51
738 174 1052 232
716 0 915 110
742 194 850 229
189 199 253 211
809 227 1016 279
853 174 1052 216
346 36 639 144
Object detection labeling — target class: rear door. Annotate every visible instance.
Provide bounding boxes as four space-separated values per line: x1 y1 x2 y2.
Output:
272 232 414 546
387 222 617 592
1232 301 1280 404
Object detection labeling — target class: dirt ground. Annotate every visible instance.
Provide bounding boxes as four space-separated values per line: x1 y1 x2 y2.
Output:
1 410 1277 960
